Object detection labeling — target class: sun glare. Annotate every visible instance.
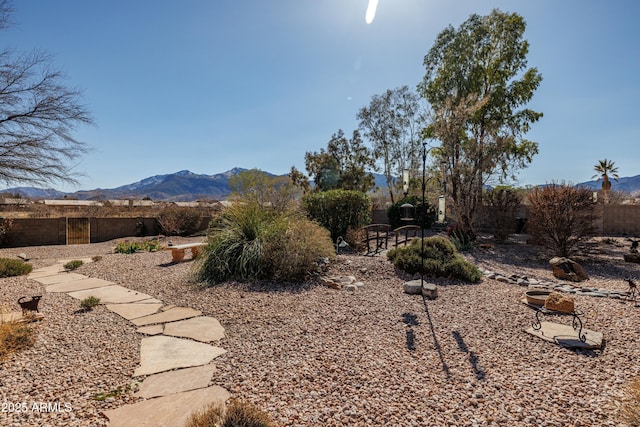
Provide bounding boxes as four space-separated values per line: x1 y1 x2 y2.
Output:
365 0 379 24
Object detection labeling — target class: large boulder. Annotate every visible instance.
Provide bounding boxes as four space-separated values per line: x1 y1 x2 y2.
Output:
549 257 589 282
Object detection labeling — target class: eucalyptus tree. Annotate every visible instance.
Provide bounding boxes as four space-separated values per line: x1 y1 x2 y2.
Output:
419 9 542 234
302 129 375 192
357 85 425 204
592 159 619 204
0 1 93 186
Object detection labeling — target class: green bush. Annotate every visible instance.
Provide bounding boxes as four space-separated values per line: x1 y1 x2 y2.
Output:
114 239 162 254
386 195 436 230
195 203 334 285
156 206 202 236
387 236 481 282
63 260 84 271
80 296 100 311
302 189 370 241
0 258 32 277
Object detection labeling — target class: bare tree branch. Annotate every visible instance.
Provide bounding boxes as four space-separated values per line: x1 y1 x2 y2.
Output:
0 3 93 186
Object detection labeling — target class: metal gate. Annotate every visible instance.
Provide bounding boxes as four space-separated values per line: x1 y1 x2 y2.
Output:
67 218 90 245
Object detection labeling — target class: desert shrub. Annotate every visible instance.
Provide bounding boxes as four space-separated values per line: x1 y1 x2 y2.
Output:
387 236 481 282
345 226 366 252
386 195 436 230
302 189 370 241
185 400 276 427
80 296 101 311
157 206 202 236
0 258 32 277
526 183 596 257
447 226 475 252
195 203 334 285
482 187 521 242
64 260 84 271
0 318 36 361
617 377 640 426
262 217 334 282
114 239 162 254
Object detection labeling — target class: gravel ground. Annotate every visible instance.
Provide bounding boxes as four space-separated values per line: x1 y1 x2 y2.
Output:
1 234 639 426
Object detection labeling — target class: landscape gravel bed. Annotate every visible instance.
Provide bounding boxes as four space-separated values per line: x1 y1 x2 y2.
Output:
1 235 639 426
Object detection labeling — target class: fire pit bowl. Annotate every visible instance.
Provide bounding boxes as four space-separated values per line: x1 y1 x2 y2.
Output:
525 290 552 306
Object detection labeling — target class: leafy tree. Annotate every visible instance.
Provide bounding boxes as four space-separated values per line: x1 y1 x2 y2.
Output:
0 1 93 186
303 129 375 192
228 168 300 213
288 165 310 194
592 159 619 204
420 9 542 235
357 86 425 203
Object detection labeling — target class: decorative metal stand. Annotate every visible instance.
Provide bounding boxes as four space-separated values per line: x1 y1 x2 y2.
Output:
531 307 586 343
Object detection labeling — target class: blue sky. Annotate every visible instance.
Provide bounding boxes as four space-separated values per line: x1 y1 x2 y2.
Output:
3 0 639 192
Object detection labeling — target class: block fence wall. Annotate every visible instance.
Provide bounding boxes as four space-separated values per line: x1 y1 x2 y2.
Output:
2 216 211 248
371 204 640 236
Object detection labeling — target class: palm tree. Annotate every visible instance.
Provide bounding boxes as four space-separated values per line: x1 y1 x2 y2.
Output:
592 159 620 203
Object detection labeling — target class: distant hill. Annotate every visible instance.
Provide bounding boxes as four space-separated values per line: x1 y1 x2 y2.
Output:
1 168 247 202
577 174 640 196
3 170 638 202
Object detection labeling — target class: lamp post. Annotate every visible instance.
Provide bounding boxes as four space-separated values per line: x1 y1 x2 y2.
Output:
420 142 428 288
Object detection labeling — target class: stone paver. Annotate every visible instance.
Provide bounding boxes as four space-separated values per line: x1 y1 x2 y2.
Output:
131 306 202 326
131 298 163 304
33 258 234 424
525 321 603 349
106 303 163 320
27 265 66 278
137 325 164 335
134 335 226 376
164 316 225 342
103 386 230 427
31 272 87 285
67 285 153 304
136 364 217 399
46 277 115 293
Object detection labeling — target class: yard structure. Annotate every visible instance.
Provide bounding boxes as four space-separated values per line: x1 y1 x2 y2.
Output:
0 234 638 426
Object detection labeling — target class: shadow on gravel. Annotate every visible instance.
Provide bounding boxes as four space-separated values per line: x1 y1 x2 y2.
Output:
452 330 486 381
422 298 451 380
402 313 419 352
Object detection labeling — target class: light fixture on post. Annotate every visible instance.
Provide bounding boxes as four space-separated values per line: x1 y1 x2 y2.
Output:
402 169 410 198
400 169 414 222
437 159 447 225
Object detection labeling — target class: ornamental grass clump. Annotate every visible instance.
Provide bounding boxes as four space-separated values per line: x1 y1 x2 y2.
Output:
195 203 334 285
0 317 36 361
617 377 640 426
387 236 481 283
0 258 32 277
63 259 84 271
185 399 276 427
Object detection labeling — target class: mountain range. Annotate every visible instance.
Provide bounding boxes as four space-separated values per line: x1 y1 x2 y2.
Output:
1 169 639 202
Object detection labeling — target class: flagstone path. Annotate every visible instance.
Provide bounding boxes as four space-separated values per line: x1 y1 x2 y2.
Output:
28 258 230 427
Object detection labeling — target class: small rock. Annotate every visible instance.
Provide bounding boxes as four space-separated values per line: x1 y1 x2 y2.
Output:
403 280 422 295
422 283 438 300
16 253 29 261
